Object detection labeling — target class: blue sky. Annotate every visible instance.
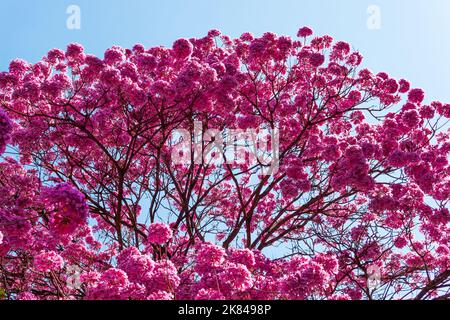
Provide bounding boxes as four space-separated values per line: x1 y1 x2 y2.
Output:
1 0 450 102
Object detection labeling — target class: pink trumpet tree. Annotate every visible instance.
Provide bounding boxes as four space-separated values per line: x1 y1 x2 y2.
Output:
0 27 449 300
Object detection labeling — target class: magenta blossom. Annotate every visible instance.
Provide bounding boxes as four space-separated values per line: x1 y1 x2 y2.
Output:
147 223 173 245
0 27 449 301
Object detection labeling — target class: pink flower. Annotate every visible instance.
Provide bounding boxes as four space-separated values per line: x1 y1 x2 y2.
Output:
228 248 256 268
347 52 363 66
195 288 225 300
377 72 389 80
369 196 396 212
208 29 221 37
219 262 254 292
384 78 399 94
146 260 180 293
9 59 29 76
394 236 408 248
117 247 155 282
388 150 410 167
87 268 132 300
172 38 193 60
17 292 37 300
282 261 329 299
408 88 425 104
280 178 300 198
40 183 89 236
334 41 351 54
100 67 122 87
330 146 375 192
41 73 72 98
420 105 435 119
65 43 85 65
195 242 225 273
436 103 450 117
147 223 173 245
401 109 420 127
104 46 125 65
398 79 410 93
147 291 174 300
0 109 12 155
136 53 157 73
277 36 293 55
348 90 362 102
309 52 325 67
132 44 145 54
119 61 139 81
331 41 351 60
351 226 367 242
46 49 65 64
0 231 3 245
34 251 64 272
297 26 313 38
66 43 83 57
240 32 254 41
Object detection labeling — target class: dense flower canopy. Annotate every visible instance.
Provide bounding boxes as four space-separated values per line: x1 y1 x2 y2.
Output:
0 27 449 300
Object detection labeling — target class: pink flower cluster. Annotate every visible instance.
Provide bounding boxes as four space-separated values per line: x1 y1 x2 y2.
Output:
40 183 89 236
0 26 449 300
33 251 64 273
297 26 313 38
147 222 173 245
86 247 179 300
331 146 375 192
0 109 12 154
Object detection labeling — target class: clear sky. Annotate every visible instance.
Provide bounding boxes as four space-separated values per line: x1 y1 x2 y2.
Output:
1 0 450 101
